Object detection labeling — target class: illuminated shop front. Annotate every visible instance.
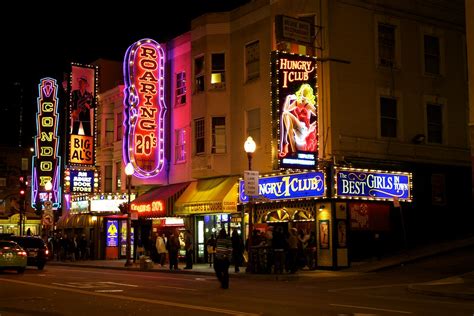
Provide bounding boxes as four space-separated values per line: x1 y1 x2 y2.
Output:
174 177 239 263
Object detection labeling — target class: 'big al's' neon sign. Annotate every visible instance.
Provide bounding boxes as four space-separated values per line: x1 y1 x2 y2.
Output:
32 78 61 209
123 39 166 178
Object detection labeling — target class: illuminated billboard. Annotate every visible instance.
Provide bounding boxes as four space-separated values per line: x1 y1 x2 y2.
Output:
32 78 62 209
271 51 318 169
68 64 98 166
123 38 167 178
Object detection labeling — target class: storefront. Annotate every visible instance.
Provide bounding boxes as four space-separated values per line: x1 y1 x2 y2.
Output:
0 213 42 236
174 176 239 263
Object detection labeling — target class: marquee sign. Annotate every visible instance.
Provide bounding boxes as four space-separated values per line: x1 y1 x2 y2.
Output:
68 64 98 166
334 167 412 201
69 170 95 193
32 78 62 209
271 51 318 170
239 171 325 203
123 38 167 178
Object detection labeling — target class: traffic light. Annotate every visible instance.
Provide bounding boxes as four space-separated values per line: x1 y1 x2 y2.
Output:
19 176 26 202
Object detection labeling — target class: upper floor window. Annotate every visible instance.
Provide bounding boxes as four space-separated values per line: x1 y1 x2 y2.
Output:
245 41 260 81
194 118 205 154
97 119 101 147
211 53 225 89
378 23 396 67
211 117 226 154
424 35 440 75
176 71 186 106
246 109 260 146
104 165 113 193
194 56 205 93
175 128 186 163
427 103 443 144
380 97 397 138
115 162 121 190
105 118 114 146
116 112 122 141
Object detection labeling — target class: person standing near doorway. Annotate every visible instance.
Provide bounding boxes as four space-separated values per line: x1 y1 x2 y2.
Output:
184 230 193 269
156 233 167 267
167 229 180 271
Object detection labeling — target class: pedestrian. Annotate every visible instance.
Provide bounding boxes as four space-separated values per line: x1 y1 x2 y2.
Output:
206 234 216 267
184 229 193 269
214 228 232 289
231 228 244 273
166 229 180 271
156 233 167 267
287 228 298 273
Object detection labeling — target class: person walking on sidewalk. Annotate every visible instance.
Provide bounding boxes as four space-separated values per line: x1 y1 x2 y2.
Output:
206 234 216 267
184 230 193 269
214 228 232 289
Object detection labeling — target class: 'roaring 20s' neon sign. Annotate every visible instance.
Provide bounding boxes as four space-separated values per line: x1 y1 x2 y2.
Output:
123 39 167 178
32 78 62 209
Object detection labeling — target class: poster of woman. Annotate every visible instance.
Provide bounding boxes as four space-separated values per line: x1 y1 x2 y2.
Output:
319 220 329 249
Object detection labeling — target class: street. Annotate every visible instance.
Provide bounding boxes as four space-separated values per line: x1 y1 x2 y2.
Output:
1 247 474 316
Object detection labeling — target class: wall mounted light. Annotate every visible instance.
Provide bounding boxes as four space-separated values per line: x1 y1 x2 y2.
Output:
318 204 325 212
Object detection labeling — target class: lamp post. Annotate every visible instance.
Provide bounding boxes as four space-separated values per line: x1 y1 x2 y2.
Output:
244 136 256 272
124 162 134 267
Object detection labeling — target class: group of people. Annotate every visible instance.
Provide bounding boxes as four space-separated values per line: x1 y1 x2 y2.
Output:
150 229 194 271
47 232 92 262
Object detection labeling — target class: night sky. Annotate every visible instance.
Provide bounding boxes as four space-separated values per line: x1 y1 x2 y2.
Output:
0 0 250 147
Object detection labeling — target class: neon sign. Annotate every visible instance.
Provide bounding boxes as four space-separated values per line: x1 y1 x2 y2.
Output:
32 78 61 209
271 51 318 170
334 167 412 201
131 200 165 216
123 38 166 178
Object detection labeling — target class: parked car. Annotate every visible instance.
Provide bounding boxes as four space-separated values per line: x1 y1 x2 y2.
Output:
5 236 49 270
0 240 27 273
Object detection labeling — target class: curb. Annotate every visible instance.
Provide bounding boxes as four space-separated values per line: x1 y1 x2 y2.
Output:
407 284 474 301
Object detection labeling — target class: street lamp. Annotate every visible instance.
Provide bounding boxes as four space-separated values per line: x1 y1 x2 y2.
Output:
124 162 134 267
244 136 256 272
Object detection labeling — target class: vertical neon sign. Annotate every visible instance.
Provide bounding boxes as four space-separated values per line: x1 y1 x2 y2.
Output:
32 78 61 209
123 39 166 178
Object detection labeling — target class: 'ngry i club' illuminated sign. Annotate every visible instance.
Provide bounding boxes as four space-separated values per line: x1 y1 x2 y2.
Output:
32 78 62 209
334 167 412 201
123 38 167 178
239 171 325 203
271 51 318 170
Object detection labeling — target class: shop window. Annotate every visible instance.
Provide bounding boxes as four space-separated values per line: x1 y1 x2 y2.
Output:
175 71 186 106
245 41 260 81
194 56 205 93
380 97 397 138
211 53 225 89
195 118 205 155
211 117 226 154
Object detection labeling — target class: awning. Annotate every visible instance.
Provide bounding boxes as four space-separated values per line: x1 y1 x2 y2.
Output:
265 209 290 223
56 214 94 229
174 176 239 215
292 209 315 222
131 182 190 218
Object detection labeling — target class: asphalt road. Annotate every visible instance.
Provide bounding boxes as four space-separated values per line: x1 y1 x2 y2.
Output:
1 247 474 315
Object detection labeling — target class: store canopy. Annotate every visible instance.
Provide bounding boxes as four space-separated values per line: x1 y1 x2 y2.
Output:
56 214 94 229
265 209 290 223
131 182 190 218
174 176 239 215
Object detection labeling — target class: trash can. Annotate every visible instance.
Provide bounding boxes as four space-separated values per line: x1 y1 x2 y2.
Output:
139 255 154 270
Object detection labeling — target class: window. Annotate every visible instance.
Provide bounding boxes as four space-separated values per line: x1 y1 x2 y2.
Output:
116 112 123 141
427 103 442 143
97 119 101 147
211 53 225 89
0 178 6 187
176 71 186 106
245 41 260 81
211 117 226 154
21 158 28 171
424 35 440 75
105 118 114 145
380 97 397 138
104 165 113 192
175 128 186 163
195 118 205 154
378 23 396 67
115 162 121 190
246 109 260 146
194 56 205 93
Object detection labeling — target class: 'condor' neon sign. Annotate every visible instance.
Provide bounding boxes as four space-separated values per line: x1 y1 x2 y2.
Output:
123 38 166 178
